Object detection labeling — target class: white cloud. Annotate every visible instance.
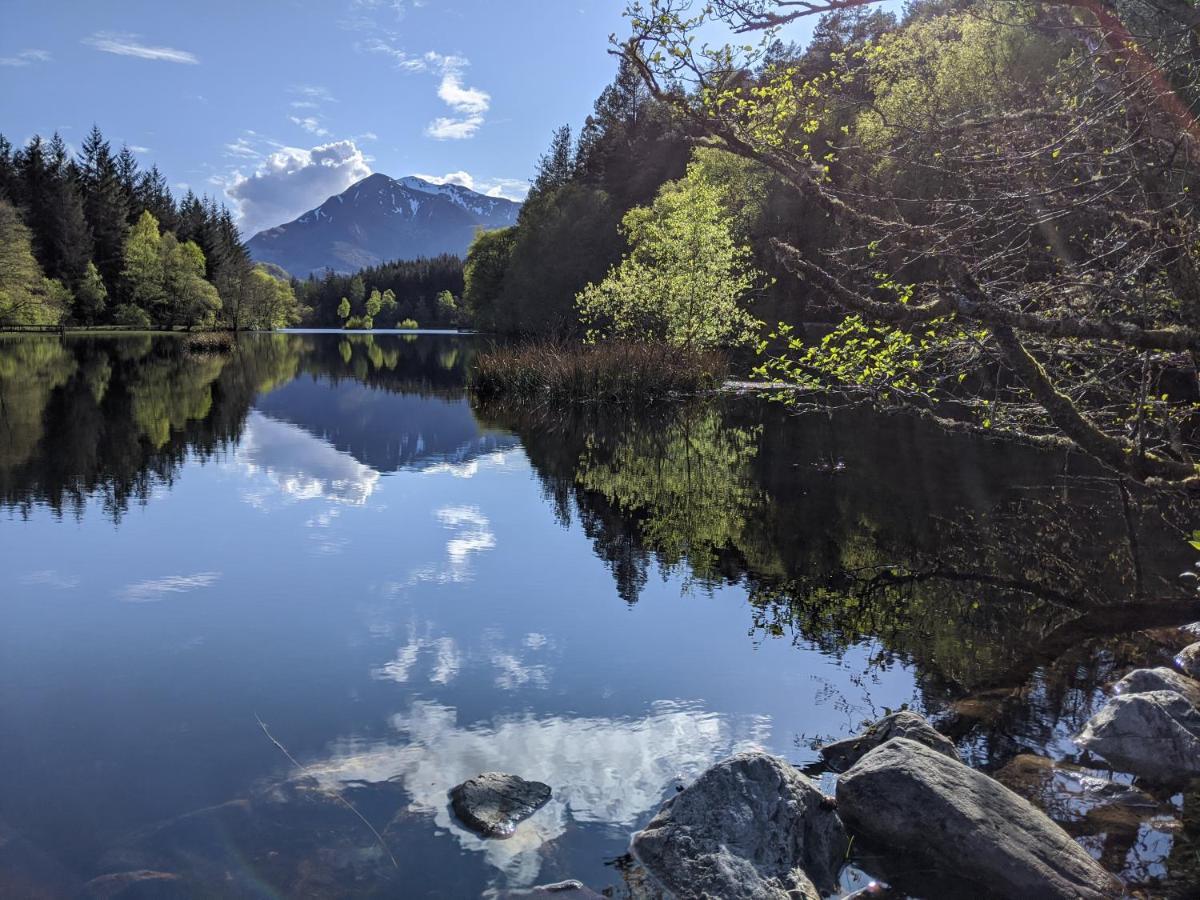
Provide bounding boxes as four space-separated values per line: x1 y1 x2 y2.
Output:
437 71 488 115
120 572 220 602
83 32 198 64
362 43 489 140
223 140 371 235
411 171 529 202
223 137 260 160
128 145 151 154
289 115 330 137
0 49 50 67
426 64 489 140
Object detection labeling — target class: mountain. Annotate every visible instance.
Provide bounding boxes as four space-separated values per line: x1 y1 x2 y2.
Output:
246 173 521 277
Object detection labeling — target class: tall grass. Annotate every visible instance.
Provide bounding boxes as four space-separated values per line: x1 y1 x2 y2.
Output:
469 341 728 404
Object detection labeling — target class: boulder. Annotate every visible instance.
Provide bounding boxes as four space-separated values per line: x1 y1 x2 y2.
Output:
820 711 959 772
836 738 1123 899
1113 667 1200 707
449 773 551 839
631 751 847 900
1077 689 1200 781
1175 642 1200 679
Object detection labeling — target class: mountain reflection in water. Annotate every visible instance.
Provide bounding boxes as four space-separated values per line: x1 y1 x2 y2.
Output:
0 331 1197 897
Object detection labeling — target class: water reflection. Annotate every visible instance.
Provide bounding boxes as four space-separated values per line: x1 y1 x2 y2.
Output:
304 700 769 887
2 332 1198 895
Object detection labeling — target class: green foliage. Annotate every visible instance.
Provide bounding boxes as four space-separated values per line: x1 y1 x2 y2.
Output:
365 289 383 318
397 317 419 330
120 211 221 328
343 315 374 330
0 198 67 326
336 297 350 319
435 290 458 323
577 167 764 350
237 267 304 330
0 124 276 331
461 60 691 335
463 226 516 330
112 303 152 329
74 261 108 324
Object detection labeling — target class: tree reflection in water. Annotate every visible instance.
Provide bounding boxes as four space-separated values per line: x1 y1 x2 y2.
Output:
479 394 1200 895
3 333 1199 894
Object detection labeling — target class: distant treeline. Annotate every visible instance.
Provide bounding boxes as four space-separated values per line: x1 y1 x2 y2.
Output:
0 126 302 330
296 254 465 329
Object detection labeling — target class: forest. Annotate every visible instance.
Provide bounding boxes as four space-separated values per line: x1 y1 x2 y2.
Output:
463 0 1200 489
0 126 304 330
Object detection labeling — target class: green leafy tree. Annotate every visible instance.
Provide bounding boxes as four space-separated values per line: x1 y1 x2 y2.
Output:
576 170 763 349
239 267 304 329
122 210 165 318
463 226 516 330
74 261 108 324
161 233 221 328
435 289 458 323
0 198 67 325
336 297 351 320
365 289 383 318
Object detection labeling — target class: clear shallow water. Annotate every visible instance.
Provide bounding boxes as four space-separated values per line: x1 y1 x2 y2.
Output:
0 332 1197 897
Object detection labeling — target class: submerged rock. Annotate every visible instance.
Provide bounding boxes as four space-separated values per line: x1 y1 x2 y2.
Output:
1175 642 1200 679
819 710 959 772
836 738 1123 899
1113 666 1200 707
631 751 847 900
994 754 1160 832
449 773 552 839
1077 689 1200 781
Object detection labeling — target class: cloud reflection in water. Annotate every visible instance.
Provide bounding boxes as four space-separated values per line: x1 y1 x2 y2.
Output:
302 700 770 886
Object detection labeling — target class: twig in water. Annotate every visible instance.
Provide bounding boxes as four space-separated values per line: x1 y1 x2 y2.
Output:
254 712 399 869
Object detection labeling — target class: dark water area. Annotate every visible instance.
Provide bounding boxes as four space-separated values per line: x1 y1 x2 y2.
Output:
1 331 1198 897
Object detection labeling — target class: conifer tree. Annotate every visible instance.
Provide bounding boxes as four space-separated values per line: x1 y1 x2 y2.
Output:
77 126 130 290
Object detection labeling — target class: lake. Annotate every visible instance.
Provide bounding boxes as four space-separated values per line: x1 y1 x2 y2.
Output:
1 331 1197 897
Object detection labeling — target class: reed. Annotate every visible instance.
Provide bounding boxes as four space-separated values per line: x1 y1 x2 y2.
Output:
469 341 727 404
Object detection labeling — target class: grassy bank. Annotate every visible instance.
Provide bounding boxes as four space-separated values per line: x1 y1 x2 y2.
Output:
468 341 728 404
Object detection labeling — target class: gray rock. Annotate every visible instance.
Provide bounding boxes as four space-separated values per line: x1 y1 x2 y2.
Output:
631 751 847 900
1077 689 1200 781
836 738 1123 899
1176 641 1200 678
449 773 551 839
1113 666 1200 707
820 710 959 772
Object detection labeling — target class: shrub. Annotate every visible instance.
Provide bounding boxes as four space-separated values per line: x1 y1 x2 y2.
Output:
397 318 419 330
112 304 152 329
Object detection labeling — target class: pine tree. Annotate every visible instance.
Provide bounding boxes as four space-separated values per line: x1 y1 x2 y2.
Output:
135 165 177 233
529 125 575 198
77 125 130 291
0 134 16 201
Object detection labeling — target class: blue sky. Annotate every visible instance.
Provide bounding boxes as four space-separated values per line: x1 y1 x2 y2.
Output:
0 1 828 236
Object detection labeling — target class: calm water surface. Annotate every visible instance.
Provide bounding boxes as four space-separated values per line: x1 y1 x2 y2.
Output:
1 332 1197 897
